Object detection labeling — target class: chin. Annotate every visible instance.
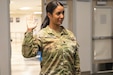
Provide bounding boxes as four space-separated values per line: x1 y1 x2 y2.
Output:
59 23 62 25
56 22 62 26
58 24 61 26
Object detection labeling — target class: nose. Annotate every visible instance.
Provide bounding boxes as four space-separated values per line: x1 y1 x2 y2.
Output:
60 13 64 19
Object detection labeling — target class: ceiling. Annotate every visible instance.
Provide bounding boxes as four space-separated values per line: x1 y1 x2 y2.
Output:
10 0 42 15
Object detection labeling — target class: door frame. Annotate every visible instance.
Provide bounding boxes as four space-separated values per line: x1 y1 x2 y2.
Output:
0 0 11 75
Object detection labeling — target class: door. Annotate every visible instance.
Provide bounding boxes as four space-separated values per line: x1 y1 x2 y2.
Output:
93 7 113 73
93 7 112 61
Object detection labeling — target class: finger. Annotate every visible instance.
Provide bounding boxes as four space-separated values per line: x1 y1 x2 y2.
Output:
26 19 28 29
33 25 37 29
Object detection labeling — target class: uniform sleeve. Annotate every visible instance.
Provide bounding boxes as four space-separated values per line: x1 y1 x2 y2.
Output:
74 46 81 75
68 30 81 75
22 31 41 58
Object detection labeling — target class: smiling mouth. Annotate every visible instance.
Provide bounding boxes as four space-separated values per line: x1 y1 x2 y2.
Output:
59 19 63 22
59 21 62 23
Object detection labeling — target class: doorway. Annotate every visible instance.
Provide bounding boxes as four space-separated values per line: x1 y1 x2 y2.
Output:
10 0 42 75
10 0 73 75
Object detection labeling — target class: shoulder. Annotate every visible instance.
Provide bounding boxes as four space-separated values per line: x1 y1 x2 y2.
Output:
62 27 75 37
67 30 76 39
66 29 73 35
62 26 77 39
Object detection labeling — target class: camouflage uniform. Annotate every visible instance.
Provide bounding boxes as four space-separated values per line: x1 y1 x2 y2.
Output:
22 26 81 75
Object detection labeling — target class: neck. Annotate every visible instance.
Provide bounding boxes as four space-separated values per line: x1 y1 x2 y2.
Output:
49 24 61 33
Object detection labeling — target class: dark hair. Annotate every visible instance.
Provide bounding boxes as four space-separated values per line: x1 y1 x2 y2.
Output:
41 0 64 29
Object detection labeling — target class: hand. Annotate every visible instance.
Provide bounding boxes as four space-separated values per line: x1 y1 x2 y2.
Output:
27 23 37 32
26 15 38 31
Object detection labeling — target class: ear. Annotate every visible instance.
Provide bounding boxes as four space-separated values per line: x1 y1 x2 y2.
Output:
47 12 52 19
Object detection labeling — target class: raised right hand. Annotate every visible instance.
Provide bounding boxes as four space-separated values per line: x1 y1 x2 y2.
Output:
26 15 38 32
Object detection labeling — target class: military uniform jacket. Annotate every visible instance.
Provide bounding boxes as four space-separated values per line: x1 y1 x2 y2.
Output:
22 26 81 75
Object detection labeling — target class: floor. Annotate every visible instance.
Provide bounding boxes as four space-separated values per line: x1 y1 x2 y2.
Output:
11 42 113 75
11 42 41 75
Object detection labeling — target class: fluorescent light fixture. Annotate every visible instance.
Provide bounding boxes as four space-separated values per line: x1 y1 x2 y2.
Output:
19 7 31 10
34 12 42 14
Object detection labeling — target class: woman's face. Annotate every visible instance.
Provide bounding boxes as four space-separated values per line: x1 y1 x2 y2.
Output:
49 5 64 26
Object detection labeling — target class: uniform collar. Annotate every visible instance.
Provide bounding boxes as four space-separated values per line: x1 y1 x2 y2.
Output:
46 26 68 36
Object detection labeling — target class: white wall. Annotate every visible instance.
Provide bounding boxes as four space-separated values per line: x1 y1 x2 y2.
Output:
73 1 92 72
10 14 42 32
10 14 42 42
0 0 11 75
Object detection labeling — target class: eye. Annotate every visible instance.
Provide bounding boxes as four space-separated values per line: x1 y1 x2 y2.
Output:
56 12 61 15
56 11 64 15
62 11 64 15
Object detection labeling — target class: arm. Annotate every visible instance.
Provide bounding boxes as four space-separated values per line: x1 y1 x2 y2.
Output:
67 29 81 74
74 47 81 75
22 30 40 58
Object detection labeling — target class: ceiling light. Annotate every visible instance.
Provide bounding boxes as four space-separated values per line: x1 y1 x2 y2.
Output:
19 7 31 10
34 12 42 14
